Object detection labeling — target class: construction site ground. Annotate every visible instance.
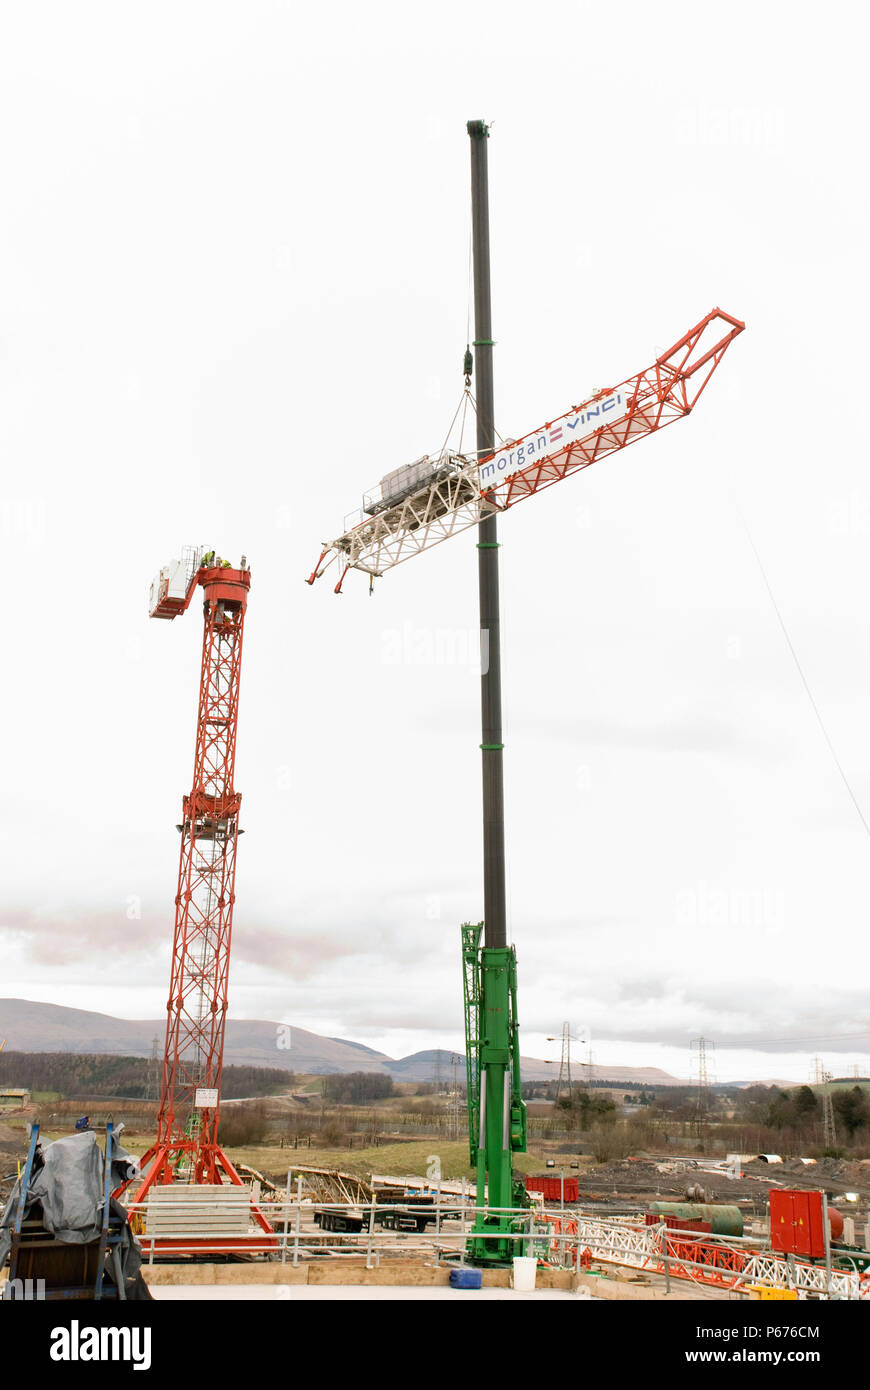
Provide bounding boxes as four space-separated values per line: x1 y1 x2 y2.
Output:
136 1258 735 1300
5 1117 869 1300
569 1154 870 1218
147 1285 585 1300
5 1113 870 1216
140 1265 734 1301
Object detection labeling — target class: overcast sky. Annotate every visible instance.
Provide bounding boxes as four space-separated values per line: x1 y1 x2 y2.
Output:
2 2 869 1085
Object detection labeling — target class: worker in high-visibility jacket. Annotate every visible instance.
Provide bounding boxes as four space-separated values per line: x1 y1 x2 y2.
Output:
202 549 215 568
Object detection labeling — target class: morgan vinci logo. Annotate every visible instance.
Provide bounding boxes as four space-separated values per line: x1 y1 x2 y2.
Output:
50 1321 152 1371
479 388 629 486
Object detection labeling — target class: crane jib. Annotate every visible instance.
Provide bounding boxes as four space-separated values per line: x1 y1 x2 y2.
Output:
305 308 744 591
480 387 630 487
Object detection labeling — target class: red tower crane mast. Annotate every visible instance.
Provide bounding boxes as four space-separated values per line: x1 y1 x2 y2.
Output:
121 549 272 1242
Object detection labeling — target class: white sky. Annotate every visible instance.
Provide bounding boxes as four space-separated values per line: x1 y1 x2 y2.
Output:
2 1 870 1085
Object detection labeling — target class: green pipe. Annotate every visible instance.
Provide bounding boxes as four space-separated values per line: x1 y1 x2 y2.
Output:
647 1203 744 1237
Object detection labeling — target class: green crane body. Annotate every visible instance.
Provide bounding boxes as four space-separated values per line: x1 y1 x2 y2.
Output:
306 122 744 1271
462 922 528 1264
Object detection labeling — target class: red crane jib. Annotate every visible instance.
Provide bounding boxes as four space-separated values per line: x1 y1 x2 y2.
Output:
307 308 745 591
482 307 744 511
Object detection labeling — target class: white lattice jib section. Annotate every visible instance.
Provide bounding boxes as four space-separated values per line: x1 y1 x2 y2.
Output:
575 1216 860 1299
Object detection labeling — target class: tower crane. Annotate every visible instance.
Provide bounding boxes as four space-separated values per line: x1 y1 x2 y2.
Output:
119 548 273 1247
308 122 744 1264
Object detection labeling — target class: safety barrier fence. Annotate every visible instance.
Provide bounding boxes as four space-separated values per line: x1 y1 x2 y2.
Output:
128 1193 864 1298
134 1194 573 1267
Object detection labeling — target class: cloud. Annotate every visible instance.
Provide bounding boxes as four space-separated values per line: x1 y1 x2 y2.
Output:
3 905 866 1065
0 894 448 981
0 905 165 965
525 713 784 760
525 968 870 1055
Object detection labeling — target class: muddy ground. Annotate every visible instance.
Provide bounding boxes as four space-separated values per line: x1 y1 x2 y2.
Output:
572 1154 870 1220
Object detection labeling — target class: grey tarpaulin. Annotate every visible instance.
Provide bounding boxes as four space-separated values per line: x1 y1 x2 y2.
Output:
0 1130 151 1298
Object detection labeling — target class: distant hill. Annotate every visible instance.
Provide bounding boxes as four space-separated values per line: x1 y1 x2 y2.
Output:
0 999 683 1085
326 1036 384 1057
731 1079 805 1091
386 1051 684 1085
0 999 390 1076
578 1066 685 1087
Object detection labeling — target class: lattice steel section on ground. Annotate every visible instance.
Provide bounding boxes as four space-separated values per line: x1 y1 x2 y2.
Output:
576 1215 859 1299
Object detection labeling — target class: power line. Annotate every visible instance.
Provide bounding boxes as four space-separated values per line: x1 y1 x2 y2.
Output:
697 1029 870 1048
736 502 870 840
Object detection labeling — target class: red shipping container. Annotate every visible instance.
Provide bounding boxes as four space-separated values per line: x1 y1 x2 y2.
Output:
525 1174 579 1202
644 1213 711 1233
769 1189 826 1259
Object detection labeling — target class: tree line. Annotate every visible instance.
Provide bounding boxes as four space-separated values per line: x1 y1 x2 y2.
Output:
0 1051 295 1100
321 1072 395 1103
752 1084 869 1140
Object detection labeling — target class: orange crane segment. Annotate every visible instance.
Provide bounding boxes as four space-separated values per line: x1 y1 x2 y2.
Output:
307 308 744 592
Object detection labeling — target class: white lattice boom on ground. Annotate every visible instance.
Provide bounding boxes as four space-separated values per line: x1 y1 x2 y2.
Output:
576 1215 860 1299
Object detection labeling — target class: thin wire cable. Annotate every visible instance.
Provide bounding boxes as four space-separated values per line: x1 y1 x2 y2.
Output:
464 388 510 450
736 501 870 841
466 224 473 347
439 387 509 459
457 388 470 456
438 390 469 457
716 1028 870 1049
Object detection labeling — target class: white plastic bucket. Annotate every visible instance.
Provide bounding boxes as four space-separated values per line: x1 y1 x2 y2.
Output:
512 1256 537 1291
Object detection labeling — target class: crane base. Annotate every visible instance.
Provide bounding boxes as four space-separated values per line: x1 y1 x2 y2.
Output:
462 1215 529 1269
118 1140 276 1254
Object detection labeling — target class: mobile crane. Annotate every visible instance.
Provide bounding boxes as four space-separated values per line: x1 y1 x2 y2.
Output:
308 122 744 1265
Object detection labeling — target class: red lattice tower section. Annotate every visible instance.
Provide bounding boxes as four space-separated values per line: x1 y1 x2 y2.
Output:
121 559 272 1243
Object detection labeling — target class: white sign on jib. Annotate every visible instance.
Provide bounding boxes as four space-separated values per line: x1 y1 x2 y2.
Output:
479 387 629 488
